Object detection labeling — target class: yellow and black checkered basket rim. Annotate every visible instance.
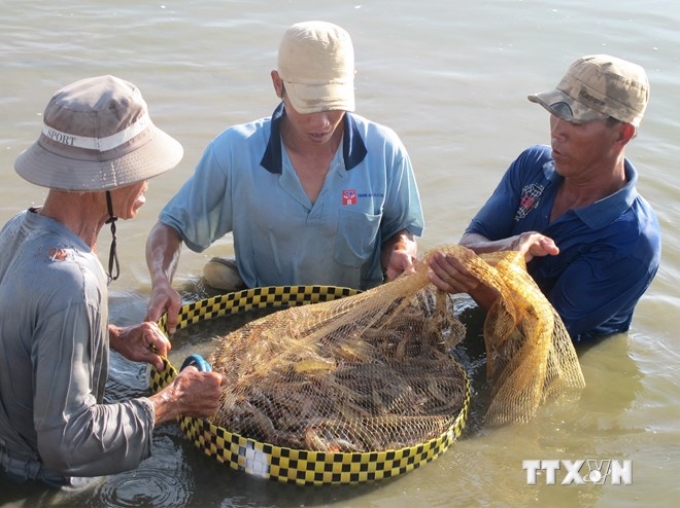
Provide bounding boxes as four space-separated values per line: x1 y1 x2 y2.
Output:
150 285 470 486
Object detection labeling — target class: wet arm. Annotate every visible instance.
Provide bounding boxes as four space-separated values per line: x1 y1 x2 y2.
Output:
145 222 184 329
145 222 183 291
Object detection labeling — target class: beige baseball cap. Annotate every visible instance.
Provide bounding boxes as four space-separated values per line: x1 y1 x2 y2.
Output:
277 21 355 114
15 75 183 191
528 54 649 127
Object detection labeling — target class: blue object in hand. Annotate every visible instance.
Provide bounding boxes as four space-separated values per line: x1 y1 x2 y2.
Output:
180 354 212 372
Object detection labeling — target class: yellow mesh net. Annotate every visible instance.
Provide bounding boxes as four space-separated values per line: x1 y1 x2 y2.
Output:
460 248 586 425
202 244 585 451
207 276 466 452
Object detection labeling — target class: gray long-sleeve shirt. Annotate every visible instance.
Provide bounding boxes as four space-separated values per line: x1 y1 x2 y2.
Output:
0 209 155 484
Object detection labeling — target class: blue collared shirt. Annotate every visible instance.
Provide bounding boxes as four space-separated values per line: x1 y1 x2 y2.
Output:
160 103 424 290
466 144 661 342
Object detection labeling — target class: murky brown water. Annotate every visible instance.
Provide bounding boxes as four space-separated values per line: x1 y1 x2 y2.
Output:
1 1 679 506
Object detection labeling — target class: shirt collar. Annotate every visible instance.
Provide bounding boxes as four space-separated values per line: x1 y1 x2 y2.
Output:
543 158 640 230
260 102 367 174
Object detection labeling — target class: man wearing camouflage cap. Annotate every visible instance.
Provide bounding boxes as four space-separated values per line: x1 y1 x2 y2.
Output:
429 54 661 343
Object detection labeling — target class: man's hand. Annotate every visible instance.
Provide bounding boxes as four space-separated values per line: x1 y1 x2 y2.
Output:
428 248 482 294
109 322 171 371
382 230 417 281
146 283 183 335
151 367 228 424
510 232 560 262
145 222 184 334
428 248 500 310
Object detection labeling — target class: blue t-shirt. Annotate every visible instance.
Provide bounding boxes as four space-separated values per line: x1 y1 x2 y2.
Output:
466 144 661 342
160 103 424 290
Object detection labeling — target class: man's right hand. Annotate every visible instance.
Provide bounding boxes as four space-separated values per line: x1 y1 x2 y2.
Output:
145 222 185 333
146 283 183 335
427 247 501 311
151 367 227 424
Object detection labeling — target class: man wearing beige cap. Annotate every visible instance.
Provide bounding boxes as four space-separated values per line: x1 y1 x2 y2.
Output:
429 54 661 343
0 75 226 487
146 21 424 333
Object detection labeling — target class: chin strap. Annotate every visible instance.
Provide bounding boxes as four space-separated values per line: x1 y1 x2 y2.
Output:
105 190 120 284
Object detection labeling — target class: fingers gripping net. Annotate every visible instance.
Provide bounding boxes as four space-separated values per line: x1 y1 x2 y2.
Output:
207 257 468 452
205 245 585 454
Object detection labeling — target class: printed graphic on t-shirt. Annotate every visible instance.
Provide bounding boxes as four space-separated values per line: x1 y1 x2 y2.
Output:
342 189 357 205
515 183 544 221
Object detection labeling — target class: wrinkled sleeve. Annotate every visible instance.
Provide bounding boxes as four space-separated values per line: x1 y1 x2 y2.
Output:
380 130 424 240
33 300 155 476
465 163 525 239
159 141 234 253
466 146 550 239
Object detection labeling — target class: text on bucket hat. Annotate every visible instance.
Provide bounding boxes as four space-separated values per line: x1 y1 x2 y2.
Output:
14 75 183 191
277 21 355 114
527 54 649 127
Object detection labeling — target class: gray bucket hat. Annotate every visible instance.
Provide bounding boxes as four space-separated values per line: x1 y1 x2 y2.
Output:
528 54 649 127
14 75 183 191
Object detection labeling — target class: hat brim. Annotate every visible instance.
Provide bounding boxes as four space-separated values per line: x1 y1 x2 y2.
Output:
14 125 183 191
284 80 355 114
528 89 608 124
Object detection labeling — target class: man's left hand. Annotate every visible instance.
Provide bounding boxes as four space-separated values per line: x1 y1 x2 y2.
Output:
109 322 171 371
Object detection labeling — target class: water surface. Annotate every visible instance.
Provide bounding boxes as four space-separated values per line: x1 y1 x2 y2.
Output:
1 1 679 506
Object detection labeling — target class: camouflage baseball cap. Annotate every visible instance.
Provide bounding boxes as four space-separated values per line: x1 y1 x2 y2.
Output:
528 54 649 127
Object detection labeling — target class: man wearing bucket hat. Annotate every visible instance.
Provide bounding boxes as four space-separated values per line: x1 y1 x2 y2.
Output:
429 54 661 343
146 21 424 333
0 75 226 487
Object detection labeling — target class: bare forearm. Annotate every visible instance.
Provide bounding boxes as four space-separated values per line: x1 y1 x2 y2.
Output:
462 231 559 262
460 232 513 254
149 389 180 425
146 222 182 287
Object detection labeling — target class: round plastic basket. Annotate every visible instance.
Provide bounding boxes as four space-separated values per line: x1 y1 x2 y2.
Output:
150 285 470 486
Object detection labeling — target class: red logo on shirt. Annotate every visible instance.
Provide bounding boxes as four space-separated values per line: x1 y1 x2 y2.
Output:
514 183 544 221
342 189 357 205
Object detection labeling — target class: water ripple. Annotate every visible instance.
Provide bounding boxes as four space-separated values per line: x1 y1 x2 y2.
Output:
88 436 194 508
